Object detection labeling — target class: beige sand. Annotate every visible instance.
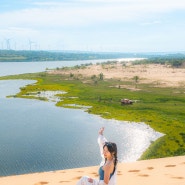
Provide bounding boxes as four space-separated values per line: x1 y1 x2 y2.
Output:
0 156 184 185
49 62 185 88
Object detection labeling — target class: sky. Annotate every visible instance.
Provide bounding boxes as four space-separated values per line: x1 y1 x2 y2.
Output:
0 0 185 52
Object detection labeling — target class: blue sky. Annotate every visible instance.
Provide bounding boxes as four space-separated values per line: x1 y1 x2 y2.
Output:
0 0 185 52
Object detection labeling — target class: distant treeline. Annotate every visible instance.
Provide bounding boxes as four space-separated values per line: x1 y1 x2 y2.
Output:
0 50 144 62
0 50 185 67
132 54 185 68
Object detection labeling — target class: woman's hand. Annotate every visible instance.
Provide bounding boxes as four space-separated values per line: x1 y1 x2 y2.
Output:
99 127 105 135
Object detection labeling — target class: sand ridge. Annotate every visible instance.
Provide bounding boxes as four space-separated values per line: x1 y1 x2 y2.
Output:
0 156 185 185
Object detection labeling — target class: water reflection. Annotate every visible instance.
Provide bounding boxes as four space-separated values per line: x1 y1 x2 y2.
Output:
0 80 164 176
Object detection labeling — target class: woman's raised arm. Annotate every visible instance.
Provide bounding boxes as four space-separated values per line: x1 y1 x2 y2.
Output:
97 127 107 166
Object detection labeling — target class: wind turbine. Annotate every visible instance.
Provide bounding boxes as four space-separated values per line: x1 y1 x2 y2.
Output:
1 41 4 50
5 38 11 50
28 39 35 50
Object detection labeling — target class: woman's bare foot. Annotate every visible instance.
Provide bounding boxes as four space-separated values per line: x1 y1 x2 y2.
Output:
99 127 105 135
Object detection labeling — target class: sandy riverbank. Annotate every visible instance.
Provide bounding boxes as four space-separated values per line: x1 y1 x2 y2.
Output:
0 156 184 185
49 62 185 88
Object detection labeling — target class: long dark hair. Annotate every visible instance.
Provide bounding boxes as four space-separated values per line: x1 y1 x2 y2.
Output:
103 142 118 175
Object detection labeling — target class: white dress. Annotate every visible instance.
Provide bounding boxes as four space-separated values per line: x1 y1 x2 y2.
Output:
76 134 117 185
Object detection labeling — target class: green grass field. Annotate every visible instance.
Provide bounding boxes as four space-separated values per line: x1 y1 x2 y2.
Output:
1 70 185 160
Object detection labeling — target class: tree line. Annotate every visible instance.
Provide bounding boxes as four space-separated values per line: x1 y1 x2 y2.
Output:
0 50 185 67
0 50 142 62
132 55 185 68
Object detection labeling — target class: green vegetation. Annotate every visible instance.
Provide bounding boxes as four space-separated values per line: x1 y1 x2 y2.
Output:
1 65 185 160
132 56 185 68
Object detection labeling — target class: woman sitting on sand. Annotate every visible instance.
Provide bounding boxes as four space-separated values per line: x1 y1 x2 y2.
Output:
76 127 118 185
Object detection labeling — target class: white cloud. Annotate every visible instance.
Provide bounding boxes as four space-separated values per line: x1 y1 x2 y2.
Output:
1 0 185 29
1 0 185 51
140 20 162 26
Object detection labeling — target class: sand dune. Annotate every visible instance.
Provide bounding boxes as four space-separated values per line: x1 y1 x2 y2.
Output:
49 63 185 88
0 156 184 185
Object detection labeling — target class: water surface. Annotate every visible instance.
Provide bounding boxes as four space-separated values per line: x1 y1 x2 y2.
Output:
0 59 110 77
0 79 163 176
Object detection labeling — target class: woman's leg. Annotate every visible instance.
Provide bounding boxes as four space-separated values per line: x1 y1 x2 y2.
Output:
76 176 99 185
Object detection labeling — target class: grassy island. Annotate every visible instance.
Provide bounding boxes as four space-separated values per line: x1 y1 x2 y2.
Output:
1 59 185 160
